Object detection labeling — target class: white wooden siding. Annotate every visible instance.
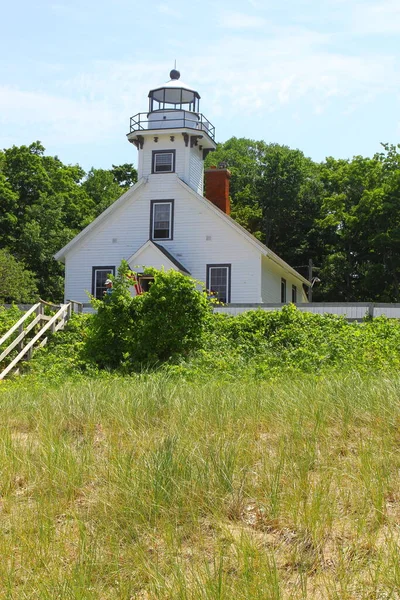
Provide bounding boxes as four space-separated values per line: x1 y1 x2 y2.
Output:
138 133 203 194
261 255 306 303
189 151 204 195
64 175 262 304
139 135 186 181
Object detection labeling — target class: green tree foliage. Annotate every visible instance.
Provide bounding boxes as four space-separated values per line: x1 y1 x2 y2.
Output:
111 163 138 188
2 137 400 304
85 262 210 368
206 138 323 271
0 142 136 301
317 145 400 301
207 138 400 302
82 165 138 218
0 249 38 303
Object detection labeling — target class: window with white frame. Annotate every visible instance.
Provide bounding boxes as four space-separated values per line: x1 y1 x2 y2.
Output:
92 266 115 299
281 278 287 303
292 284 297 303
150 200 174 240
152 150 175 173
207 264 231 304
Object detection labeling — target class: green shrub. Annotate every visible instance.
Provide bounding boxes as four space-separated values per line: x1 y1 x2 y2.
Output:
0 304 25 337
167 304 400 380
84 261 211 368
20 300 400 385
22 312 98 382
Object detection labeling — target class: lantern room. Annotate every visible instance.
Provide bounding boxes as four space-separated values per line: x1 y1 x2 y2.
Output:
127 69 215 141
148 69 200 113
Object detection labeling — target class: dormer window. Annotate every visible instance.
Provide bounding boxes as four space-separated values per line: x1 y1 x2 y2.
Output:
152 150 175 174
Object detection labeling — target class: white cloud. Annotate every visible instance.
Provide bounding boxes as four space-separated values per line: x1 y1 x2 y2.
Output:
0 86 116 145
0 24 398 153
187 32 397 118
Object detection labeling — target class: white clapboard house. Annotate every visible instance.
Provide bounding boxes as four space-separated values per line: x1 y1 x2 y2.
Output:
55 70 310 305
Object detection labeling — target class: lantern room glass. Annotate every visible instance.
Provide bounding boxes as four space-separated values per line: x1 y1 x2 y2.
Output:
149 87 200 113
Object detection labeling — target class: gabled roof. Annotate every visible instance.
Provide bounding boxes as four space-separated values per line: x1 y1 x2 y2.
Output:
176 178 310 287
54 178 146 262
152 243 190 274
127 240 190 275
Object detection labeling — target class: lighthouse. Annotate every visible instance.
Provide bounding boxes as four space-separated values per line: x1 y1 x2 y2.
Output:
127 69 216 196
55 69 311 307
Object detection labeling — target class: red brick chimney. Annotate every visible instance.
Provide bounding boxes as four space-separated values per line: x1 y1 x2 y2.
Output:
204 167 231 215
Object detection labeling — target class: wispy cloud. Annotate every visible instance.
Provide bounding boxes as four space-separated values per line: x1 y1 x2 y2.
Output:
0 17 398 155
0 86 116 145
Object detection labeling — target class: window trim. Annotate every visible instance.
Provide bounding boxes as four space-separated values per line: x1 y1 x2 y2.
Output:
150 199 174 241
151 150 176 174
206 264 231 304
92 266 115 299
281 278 287 303
292 284 297 304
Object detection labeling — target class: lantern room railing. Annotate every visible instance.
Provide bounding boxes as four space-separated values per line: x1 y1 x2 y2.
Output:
128 111 215 141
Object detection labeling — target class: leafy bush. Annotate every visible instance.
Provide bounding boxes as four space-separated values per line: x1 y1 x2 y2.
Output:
85 261 211 368
0 304 24 337
167 304 400 380
20 300 400 385
21 312 99 383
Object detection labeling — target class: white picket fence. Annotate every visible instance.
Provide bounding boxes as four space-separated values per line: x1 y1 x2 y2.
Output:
214 302 400 320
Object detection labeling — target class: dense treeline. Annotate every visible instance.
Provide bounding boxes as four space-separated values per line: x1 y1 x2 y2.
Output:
0 142 137 301
206 139 400 301
1 138 399 302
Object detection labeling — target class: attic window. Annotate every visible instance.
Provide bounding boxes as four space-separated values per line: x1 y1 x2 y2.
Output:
152 150 175 173
150 200 174 240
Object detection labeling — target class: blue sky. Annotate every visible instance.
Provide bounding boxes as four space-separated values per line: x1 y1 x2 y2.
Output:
1 0 399 171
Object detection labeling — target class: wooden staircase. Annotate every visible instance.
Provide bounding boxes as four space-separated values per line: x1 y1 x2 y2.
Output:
0 299 83 380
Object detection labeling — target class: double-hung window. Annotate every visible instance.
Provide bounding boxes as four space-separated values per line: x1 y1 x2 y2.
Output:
150 200 174 240
292 284 297 303
92 266 115 299
207 264 231 304
281 278 287 303
152 150 175 174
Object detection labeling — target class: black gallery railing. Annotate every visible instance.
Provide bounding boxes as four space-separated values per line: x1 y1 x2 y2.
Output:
129 112 215 141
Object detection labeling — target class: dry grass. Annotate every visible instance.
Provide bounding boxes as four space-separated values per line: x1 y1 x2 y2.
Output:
1 373 400 598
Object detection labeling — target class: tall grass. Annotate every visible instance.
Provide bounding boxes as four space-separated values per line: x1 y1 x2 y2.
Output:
1 373 400 598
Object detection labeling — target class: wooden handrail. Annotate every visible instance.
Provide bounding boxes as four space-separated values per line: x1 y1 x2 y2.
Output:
66 299 83 313
0 314 42 363
0 304 69 380
66 299 83 307
39 298 61 310
0 303 41 348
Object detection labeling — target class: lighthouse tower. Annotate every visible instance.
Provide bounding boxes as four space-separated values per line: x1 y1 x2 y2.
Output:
127 69 216 195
